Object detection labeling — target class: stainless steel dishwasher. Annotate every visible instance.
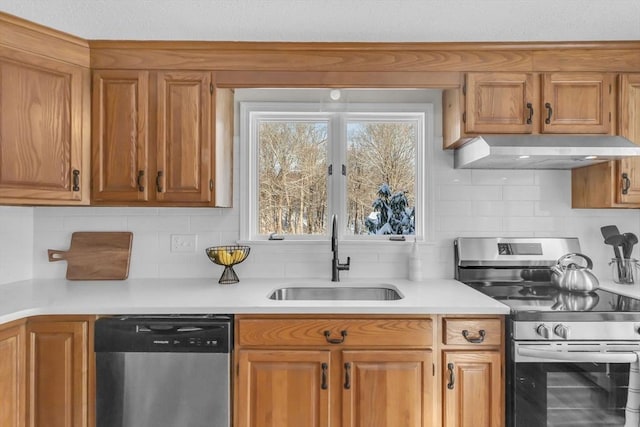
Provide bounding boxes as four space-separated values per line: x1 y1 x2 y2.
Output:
95 315 232 427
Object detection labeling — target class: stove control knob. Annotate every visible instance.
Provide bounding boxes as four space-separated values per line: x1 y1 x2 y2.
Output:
536 324 551 339
554 324 570 339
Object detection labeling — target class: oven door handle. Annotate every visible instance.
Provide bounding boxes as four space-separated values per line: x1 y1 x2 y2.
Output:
517 346 639 363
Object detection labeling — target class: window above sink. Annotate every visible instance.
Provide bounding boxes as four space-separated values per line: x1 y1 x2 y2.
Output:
238 89 436 244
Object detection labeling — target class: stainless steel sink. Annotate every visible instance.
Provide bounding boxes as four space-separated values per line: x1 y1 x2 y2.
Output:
268 286 403 301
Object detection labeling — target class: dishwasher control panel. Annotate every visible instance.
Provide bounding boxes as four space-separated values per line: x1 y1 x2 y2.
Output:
95 315 232 353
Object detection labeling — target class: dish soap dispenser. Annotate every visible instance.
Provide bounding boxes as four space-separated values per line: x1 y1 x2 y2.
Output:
408 237 422 282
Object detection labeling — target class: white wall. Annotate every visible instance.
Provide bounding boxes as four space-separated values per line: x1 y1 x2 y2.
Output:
0 0 639 42
31 89 640 283
0 207 33 284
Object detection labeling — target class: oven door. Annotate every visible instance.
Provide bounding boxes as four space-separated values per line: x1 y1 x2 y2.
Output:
510 342 640 427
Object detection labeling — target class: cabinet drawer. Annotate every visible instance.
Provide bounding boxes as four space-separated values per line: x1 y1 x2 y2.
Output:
443 318 502 346
237 318 432 347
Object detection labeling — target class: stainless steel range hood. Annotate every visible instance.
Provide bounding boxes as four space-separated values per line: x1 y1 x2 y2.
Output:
454 135 640 169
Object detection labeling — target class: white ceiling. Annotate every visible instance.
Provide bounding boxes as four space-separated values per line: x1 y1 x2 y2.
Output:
0 0 639 42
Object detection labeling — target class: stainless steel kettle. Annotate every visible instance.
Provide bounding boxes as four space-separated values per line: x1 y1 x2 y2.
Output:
550 253 600 293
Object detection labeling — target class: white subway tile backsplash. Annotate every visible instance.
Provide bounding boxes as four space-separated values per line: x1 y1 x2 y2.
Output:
470 169 535 186
503 186 541 201
472 201 534 217
62 215 128 231
439 185 502 201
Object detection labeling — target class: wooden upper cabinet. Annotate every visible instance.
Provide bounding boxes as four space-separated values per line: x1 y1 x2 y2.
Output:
444 72 616 148
571 74 640 208
156 71 212 203
541 72 614 134
91 70 233 206
0 53 89 205
465 73 535 134
617 74 640 204
92 70 149 203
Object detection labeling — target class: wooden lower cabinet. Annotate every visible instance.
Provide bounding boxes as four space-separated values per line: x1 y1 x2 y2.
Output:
26 317 93 427
235 315 436 427
442 351 502 427
236 350 331 427
0 320 26 427
342 350 433 427
440 316 504 427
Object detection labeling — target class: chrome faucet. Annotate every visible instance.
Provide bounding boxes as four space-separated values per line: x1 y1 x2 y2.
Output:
331 215 350 281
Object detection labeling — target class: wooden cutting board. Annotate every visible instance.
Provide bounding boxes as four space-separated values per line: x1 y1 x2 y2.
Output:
48 232 133 280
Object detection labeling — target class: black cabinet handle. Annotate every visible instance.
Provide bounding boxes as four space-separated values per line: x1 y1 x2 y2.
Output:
462 329 486 344
344 362 351 389
137 170 145 192
324 330 347 344
156 171 163 193
526 102 534 124
72 169 80 192
321 363 328 390
447 363 455 390
545 102 553 124
622 173 631 195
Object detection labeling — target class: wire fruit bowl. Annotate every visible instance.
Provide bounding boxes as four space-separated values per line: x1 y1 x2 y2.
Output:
205 245 251 284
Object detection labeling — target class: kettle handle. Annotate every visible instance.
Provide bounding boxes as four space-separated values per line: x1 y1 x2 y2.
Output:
557 253 593 270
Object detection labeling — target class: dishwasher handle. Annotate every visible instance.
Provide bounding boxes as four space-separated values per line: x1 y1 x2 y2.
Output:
136 324 221 333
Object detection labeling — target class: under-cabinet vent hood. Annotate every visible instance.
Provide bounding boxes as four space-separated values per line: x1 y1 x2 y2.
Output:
454 135 640 169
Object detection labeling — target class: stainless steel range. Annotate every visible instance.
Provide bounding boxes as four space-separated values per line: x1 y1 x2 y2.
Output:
455 237 640 427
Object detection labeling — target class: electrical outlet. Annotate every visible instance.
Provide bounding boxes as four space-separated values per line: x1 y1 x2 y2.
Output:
171 234 197 253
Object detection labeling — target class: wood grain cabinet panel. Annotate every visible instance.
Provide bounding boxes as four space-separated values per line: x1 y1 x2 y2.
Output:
92 70 149 203
0 53 88 205
572 74 640 208
442 351 502 427
465 72 535 134
92 70 233 206
342 350 433 427
26 319 89 427
444 71 615 148
541 72 614 134
156 71 212 203
236 350 331 427
237 318 432 347
235 315 435 427
443 318 502 346
440 316 504 427
0 321 26 427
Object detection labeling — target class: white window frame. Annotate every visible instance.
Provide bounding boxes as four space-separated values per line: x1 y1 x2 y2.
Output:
239 101 434 243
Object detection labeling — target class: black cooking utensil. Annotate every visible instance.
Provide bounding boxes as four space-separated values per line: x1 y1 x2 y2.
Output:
605 234 625 279
601 225 621 240
623 232 638 259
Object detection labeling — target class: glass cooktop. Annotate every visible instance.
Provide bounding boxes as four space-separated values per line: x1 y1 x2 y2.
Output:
466 281 640 321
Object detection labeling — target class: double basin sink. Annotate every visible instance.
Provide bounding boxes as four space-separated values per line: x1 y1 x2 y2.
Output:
268 285 403 301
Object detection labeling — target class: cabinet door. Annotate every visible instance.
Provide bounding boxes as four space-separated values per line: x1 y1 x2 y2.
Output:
236 350 331 427
26 320 88 427
342 350 433 427
0 54 86 204
156 71 212 204
92 70 149 202
0 322 25 427
617 74 640 204
541 72 613 134
443 351 502 427
465 73 535 134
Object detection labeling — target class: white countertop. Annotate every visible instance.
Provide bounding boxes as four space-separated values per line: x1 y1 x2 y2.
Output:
0 278 510 324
